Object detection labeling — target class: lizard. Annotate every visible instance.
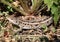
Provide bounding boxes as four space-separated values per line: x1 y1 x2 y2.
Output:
6 14 53 30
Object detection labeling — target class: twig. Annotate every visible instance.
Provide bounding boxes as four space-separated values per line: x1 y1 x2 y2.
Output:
35 5 47 14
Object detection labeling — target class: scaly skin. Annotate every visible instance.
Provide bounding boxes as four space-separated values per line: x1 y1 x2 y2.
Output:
6 15 52 30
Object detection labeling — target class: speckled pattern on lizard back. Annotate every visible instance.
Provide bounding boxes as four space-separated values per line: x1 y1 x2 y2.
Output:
6 15 52 30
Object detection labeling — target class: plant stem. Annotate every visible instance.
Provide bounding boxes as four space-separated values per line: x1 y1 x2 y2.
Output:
19 0 30 13
0 0 28 16
31 0 43 12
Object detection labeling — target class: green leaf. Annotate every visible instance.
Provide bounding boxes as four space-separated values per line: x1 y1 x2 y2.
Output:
6 6 13 12
5 0 13 2
44 0 53 10
51 5 59 25
42 24 48 32
52 27 56 32
51 5 58 14
58 6 60 14
53 0 58 5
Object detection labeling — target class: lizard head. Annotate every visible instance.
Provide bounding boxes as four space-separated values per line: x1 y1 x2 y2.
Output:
6 15 19 25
